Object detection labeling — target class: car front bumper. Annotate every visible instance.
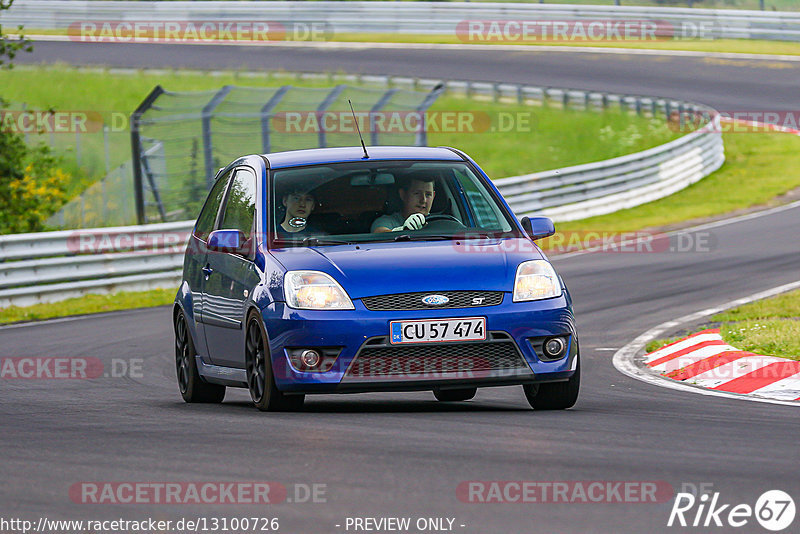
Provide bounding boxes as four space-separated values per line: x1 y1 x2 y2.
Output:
263 294 578 394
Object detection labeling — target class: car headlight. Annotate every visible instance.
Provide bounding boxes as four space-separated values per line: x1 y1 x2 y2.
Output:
284 271 355 310
513 260 562 302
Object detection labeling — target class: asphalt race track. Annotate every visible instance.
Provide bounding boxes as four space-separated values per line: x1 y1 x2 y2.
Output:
3 42 800 533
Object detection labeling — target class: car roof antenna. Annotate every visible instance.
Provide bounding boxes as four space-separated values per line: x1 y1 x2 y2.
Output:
349 99 369 159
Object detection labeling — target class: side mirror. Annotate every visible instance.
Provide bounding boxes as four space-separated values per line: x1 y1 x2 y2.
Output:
208 229 250 256
520 216 555 240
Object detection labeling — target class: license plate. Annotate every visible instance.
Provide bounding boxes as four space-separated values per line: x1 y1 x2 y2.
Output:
390 317 486 344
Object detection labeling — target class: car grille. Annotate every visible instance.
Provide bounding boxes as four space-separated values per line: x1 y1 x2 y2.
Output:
361 290 504 311
344 332 531 379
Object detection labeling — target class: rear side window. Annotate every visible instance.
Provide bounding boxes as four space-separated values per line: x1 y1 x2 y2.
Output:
193 170 232 241
219 167 257 239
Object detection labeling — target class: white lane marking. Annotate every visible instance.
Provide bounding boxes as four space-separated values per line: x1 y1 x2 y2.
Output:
644 332 722 362
651 345 736 373
24 34 800 62
595 347 619 351
749 371 800 401
612 280 800 407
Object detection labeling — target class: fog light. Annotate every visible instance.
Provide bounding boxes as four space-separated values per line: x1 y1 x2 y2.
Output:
300 350 321 368
544 337 567 359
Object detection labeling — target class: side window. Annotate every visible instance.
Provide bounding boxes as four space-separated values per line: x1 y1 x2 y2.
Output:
455 169 502 229
193 170 232 241
219 168 257 239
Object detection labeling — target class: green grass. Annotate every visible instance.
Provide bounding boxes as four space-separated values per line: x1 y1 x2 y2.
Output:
645 336 684 354
720 320 800 361
712 289 800 322
328 34 800 57
0 64 681 188
646 290 800 360
714 289 800 360
0 288 175 324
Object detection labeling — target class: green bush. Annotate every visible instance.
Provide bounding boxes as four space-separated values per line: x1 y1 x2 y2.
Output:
0 131 71 233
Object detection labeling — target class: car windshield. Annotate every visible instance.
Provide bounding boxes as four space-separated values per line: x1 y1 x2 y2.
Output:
269 160 518 246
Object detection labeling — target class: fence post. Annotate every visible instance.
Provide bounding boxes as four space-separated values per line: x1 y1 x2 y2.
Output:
260 85 291 154
103 125 111 175
316 85 347 149
202 85 234 187
75 129 82 167
22 103 29 144
414 82 445 147
370 88 398 146
130 85 164 225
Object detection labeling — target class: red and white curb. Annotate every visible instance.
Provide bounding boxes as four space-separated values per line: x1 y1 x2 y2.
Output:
644 329 800 403
613 278 800 407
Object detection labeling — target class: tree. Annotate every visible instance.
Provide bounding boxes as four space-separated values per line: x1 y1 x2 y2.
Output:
0 0 32 69
0 0 68 234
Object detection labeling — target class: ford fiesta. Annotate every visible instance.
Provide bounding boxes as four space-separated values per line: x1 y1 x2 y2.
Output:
173 146 579 411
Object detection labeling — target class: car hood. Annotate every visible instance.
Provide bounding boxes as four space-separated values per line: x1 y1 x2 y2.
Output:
269 238 546 299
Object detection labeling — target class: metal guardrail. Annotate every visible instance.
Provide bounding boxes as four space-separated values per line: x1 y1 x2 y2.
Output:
0 75 724 308
0 221 192 308
498 127 724 221
4 1 800 42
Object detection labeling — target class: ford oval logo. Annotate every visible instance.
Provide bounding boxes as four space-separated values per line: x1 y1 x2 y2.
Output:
421 294 449 306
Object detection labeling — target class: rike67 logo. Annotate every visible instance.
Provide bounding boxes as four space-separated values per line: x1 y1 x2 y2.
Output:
668 488 795 531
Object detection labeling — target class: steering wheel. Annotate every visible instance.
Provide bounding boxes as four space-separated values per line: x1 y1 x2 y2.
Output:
425 214 461 224
424 213 466 230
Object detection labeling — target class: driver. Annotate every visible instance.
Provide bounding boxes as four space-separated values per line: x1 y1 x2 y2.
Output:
276 185 323 239
371 175 435 233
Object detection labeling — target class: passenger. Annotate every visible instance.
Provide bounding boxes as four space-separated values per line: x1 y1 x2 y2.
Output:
371 175 436 233
276 186 323 239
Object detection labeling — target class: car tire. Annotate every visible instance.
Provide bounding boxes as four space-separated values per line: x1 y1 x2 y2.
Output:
433 387 477 402
523 355 580 410
245 311 305 412
175 310 226 403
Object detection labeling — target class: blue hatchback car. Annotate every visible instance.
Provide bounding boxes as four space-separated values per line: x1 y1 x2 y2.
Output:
174 146 579 411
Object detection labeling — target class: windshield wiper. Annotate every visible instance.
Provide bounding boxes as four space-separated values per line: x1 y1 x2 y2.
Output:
272 237 353 247
393 234 456 242
302 237 354 246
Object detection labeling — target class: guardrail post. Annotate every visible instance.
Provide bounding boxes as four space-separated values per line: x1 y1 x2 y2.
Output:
130 85 164 225
202 85 234 187
260 85 290 154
